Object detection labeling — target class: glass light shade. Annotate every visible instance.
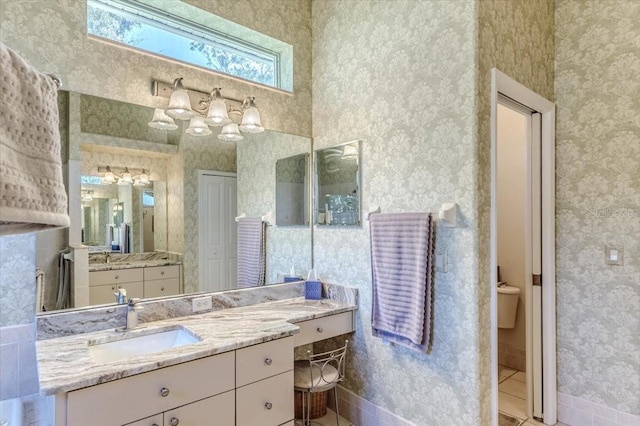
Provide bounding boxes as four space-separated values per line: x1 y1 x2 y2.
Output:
103 167 116 184
185 116 212 136
81 192 93 202
138 170 150 185
165 89 197 120
239 106 264 133
148 108 178 130
204 99 231 126
118 168 133 185
218 123 243 142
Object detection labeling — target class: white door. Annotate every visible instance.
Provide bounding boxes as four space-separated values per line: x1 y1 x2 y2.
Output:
198 172 237 293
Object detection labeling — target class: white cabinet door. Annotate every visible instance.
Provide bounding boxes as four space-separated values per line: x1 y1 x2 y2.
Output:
163 390 235 426
198 172 237 293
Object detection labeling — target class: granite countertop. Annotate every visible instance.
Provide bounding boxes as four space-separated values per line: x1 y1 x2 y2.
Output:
36 297 356 396
89 259 181 271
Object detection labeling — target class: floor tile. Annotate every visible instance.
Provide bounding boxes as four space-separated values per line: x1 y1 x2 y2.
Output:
512 371 526 383
499 365 517 383
295 408 352 426
499 378 527 399
499 391 527 420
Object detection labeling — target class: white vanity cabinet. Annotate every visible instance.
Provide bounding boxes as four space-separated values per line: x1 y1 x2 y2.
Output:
143 265 181 299
89 268 144 305
236 337 294 426
89 265 181 304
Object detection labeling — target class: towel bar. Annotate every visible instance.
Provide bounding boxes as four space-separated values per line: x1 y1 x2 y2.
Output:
235 212 274 226
366 203 457 227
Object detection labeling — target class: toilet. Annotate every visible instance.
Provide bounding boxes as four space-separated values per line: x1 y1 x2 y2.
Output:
497 283 520 329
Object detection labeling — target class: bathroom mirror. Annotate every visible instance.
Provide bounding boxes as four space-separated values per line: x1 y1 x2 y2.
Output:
36 91 312 312
314 140 362 227
275 153 310 227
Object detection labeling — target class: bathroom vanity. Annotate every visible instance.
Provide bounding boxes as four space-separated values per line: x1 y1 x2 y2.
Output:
37 297 356 426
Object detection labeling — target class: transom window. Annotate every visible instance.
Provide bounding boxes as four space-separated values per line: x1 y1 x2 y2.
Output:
87 0 293 91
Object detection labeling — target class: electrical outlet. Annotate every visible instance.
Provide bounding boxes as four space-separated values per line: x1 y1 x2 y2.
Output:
192 296 212 312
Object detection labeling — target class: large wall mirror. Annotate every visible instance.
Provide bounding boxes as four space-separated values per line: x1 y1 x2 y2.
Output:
37 91 312 313
314 140 362 227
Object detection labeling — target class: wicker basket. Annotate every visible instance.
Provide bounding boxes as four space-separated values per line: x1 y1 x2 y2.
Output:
294 390 328 419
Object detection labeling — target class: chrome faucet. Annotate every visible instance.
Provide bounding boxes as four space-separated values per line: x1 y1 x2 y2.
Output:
114 288 127 305
125 298 142 330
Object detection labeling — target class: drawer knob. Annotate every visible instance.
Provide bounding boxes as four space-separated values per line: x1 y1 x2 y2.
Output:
111 286 116 291
317 327 323 333
151 424 159 426
161 271 165 275
264 357 273 366
161 287 165 291
265 402 273 410
170 417 180 426
160 387 170 397
114 275 119 280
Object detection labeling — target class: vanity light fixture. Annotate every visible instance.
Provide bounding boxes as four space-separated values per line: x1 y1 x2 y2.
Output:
81 190 94 202
150 78 265 141
98 166 150 187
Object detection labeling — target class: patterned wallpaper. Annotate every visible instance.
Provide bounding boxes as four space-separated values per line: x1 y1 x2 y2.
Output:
312 1 481 424
0 234 36 327
237 131 312 284
0 0 312 137
555 0 639 415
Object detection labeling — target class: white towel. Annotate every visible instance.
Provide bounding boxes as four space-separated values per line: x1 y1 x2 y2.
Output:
0 43 69 235
370 212 434 352
237 217 266 288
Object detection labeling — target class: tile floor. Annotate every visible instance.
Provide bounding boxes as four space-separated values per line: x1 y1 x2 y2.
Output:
295 408 352 425
498 365 570 426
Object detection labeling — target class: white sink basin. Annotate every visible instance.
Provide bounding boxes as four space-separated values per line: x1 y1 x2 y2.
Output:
88 327 201 363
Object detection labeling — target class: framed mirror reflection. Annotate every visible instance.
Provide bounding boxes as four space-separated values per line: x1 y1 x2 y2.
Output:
314 140 362 227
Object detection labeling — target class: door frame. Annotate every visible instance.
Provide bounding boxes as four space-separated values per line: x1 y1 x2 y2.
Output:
198 170 238 293
490 68 556 425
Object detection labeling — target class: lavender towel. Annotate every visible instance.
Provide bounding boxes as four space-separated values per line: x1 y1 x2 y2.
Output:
237 217 266 288
370 212 434 351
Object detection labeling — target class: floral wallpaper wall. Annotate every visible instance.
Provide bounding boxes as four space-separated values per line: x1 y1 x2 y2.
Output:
0 0 312 137
312 1 481 424
237 131 312 284
555 0 640 415
0 234 36 327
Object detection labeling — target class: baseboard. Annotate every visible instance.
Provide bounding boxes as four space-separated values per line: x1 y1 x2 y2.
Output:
328 385 415 426
557 392 640 426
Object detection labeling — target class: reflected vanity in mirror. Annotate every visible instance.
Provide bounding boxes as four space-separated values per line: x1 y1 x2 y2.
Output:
37 91 312 313
314 140 362 227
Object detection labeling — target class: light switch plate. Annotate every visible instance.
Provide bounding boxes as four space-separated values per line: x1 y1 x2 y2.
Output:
605 245 623 266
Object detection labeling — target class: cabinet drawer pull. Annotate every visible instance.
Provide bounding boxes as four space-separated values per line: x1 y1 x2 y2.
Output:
111 286 116 291
160 387 170 397
151 424 159 426
170 417 180 426
161 287 165 291
317 327 323 333
264 357 273 366
161 271 165 275
114 275 119 280
265 402 273 410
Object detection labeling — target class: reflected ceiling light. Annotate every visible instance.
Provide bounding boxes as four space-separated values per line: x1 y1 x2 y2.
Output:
148 108 178 130
138 169 150 186
81 190 94 202
103 166 116 184
186 116 212 136
342 145 358 160
218 122 243 142
150 78 266 141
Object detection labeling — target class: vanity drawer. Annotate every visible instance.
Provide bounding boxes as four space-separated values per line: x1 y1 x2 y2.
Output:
123 413 163 426
236 336 293 387
67 351 235 426
144 278 180 299
294 312 354 346
89 268 144 286
89 281 143 305
236 370 294 426
144 265 180 281
163 390 235 426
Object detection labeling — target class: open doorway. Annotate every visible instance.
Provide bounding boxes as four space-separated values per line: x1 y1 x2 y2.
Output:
491 69 556 425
